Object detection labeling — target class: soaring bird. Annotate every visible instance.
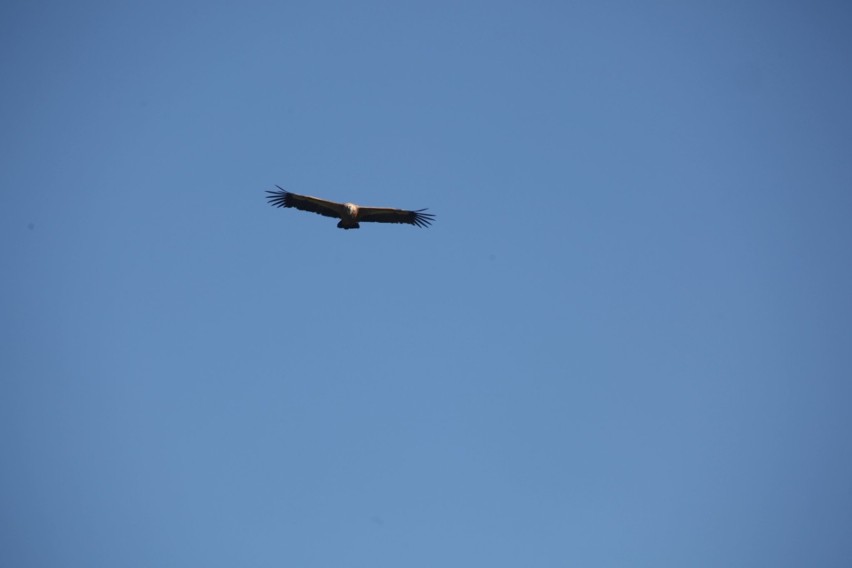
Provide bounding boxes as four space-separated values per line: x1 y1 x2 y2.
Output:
266 186 435 230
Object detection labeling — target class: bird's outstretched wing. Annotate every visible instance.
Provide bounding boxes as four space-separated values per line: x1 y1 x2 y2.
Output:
266 186 346 219
358 206 435 228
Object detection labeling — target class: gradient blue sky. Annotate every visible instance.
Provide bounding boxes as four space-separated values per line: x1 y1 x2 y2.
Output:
3 1 852 566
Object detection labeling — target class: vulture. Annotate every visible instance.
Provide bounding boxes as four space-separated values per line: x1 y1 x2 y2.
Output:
266 186 435 230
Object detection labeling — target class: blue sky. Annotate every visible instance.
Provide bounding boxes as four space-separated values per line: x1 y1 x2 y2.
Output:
2 1 852 566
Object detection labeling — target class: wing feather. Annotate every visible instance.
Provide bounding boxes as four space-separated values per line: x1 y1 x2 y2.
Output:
358 206 436 228
266 186 345 219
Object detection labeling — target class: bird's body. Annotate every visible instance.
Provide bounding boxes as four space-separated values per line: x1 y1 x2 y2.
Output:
266 186 435 229
339 202 360 229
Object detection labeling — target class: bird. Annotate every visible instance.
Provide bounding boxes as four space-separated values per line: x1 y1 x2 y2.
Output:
266 186 435 230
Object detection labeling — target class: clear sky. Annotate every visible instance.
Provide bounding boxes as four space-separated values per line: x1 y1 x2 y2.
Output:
2 1 852 566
